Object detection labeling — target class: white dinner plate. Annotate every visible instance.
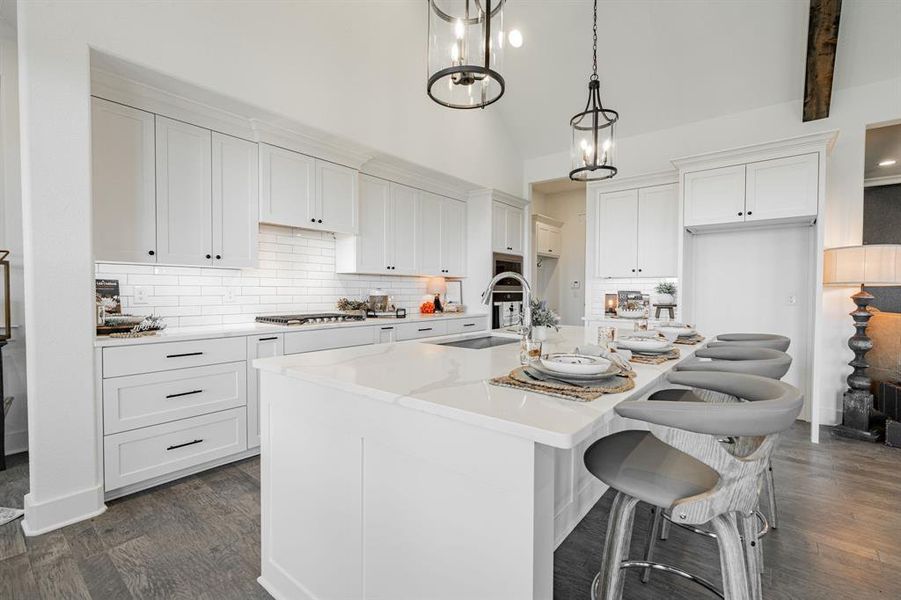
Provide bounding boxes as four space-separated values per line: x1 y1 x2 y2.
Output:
657 324 696 337
539 353 612 376
616 337 672 352
530 359 622 381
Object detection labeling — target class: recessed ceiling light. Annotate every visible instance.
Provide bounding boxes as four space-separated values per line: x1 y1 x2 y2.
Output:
878 159 897 167
508 29 523 48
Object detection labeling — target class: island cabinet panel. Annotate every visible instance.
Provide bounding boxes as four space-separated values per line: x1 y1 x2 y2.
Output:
103 361 247 435
247 334 284 449
91 97 157 263
283 326 378 355
259 374 553 600
104 407 247 492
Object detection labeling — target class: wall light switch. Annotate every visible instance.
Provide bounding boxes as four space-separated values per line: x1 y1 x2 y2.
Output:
571 280 581 289
133 286 149 305
225 287 239 304
787 295 798 306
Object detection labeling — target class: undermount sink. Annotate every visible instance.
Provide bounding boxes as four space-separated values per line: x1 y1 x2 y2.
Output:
433 335 519 350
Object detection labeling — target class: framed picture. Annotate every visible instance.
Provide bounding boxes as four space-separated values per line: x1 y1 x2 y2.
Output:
445 280 463 305
95 279 122 315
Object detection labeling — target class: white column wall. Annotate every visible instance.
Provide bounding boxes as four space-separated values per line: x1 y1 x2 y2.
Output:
17 6 103 533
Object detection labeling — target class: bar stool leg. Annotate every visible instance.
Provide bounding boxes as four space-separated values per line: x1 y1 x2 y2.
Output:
660 516 671 540
740 512 762 600
711 513 751 600
764 462 778 530
641 506 663 583
592 491 641 600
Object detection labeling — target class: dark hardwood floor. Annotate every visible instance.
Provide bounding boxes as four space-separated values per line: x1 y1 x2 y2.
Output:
1 422 899 599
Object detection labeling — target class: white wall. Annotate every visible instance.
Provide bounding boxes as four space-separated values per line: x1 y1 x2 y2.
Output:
524 75 901 427
16 1 524 534
536 190 586 326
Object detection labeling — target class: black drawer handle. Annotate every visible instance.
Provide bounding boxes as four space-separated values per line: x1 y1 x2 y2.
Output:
258 336 278 341
381 326 395 330
165 389 203 399
418 328 433 332
463 323 476 327
166 352 204 359
166 439 203 451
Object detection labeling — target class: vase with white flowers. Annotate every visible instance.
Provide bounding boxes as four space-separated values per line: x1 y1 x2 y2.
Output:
654 281 677 305
529 298 561 341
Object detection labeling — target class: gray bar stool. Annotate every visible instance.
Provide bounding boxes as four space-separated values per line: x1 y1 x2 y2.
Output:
709 333 791 352
584 372 802 600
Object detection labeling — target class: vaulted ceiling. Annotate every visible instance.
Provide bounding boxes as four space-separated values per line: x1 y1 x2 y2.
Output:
496 0 901 160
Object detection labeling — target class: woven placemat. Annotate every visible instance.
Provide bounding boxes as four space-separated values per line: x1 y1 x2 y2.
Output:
674 334 705 345
108 330 160 339
629 347 681 364
489 367 635 402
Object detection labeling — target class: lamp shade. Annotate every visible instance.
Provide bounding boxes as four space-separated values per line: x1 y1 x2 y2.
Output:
823 244 901 286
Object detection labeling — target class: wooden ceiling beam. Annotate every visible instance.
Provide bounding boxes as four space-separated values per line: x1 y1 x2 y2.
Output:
803 0 842 122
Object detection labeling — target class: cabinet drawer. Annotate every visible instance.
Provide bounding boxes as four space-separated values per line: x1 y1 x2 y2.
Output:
103 362 247 434
395 320 448 341
445 317 487 335
104 407 247 492
284 326 377 355
103 337 246 378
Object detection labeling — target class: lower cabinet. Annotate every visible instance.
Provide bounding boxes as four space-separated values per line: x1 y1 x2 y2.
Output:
247 334 285 449
104 407 247 492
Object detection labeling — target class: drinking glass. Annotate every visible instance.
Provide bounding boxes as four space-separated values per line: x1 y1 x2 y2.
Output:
598 326 617 351
520 339 542 365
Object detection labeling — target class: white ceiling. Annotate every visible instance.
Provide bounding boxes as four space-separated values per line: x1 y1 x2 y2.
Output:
497 0 901 160
865 123 901 180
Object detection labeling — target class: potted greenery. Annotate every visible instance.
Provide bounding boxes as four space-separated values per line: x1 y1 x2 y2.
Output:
529 298 561 341
654 281 677 305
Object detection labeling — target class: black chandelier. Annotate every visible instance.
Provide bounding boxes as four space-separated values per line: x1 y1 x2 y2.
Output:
427 0 506 109
569 0 618 181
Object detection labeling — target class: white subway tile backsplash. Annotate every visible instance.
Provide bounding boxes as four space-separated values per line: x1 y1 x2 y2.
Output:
97 223 431 327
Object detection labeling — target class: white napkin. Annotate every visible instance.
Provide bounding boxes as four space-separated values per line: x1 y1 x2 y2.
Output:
574 344 633 371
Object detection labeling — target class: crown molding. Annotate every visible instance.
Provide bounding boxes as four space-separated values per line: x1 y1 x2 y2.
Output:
586 170 676 194
671 130 839 172
864 174 901 188
471 188 527 208
361 156 477 201
249 119 374 169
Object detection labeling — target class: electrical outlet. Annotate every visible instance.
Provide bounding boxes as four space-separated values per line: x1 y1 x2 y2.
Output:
571 280 581 289
133 286 149 305
225 287 239 304
787 295 798 306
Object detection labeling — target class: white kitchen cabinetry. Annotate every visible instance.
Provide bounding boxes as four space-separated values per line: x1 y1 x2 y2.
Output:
259 143 315 228
745 153 818 222
91 97 157 263
683 165 745 228
335 177 420 275
595 184 677 278
212 133 259 267
247 334 284 449
492 201 524 255
155 116 213 266
394 320 449 341
419 192 444 275
259 143 358 235
418 192 466 277
536 221 563 258
683 154 818 229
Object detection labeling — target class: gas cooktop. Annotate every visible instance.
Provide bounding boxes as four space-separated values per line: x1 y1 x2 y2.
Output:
255 312 366 326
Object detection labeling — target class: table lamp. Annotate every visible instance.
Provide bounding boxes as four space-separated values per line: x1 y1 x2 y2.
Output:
824 244 901 441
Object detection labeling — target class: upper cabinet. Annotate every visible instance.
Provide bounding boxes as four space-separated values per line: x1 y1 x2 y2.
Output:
595 183 678 278
336 180 463 278
259 143 358 235
92 99 258 268
683 153 818 229
492 201 524 255
535 216 563 258
91 98 157 263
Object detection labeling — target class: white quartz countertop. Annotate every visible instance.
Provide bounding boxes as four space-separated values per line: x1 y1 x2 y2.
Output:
93 312 488 347
254 325 701 449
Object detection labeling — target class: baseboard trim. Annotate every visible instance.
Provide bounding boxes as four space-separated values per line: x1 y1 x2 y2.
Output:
21 483 106 536
4 429 27 455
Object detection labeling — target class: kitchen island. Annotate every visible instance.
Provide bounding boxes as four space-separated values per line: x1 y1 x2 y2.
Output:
253 325 699 600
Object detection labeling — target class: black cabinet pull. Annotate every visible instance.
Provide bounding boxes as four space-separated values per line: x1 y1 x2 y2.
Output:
166 351 203 359
381 326 395 330
166 439 203 451
638 268 642 272
317 219 323 224
738 212 743 216
205 254 212 259
463 323 476 327
148 250 155 256
258 336 278 341
418 327 433 332
215 255 221 260
310 218 316 223
631 269 636 272
165 389 203 399
747 211 753 216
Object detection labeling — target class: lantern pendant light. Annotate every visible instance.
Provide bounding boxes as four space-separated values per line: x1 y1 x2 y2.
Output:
427 0 506 109
569 0 619 181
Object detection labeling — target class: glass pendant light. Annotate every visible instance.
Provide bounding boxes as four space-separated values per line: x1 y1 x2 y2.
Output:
427 0 506 109
569 0 618 181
